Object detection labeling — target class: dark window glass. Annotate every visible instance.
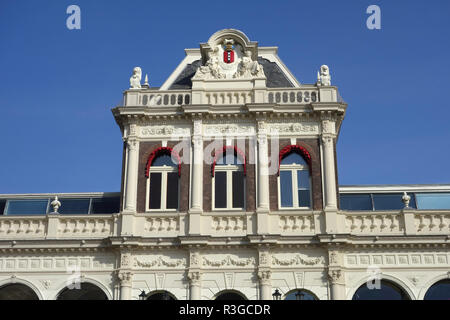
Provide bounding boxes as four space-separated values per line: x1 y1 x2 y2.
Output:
284 290 318 300
373 193 416 210
232 171 245 208
352 280 410 300
166 172 179 209
57 283 108 300
152 154 177 167
146 291 176 300
0 200 6 215
280 171 293 207
149 172 162 209
215 172 227 208
298 190 311 208
340 194 373 211
424 280 450 300
416 193 450 210
91 197 120 214
6 200 48 215
281 152 307 165
57 198 91 214
215 292 246 300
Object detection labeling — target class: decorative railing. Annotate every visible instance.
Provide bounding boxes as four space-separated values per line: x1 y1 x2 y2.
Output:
56 216 114 238
143 215 180 233
267 88 319 105
124 90 191 107
278 213 316 234
343 212 404 235
414 212 450 234
0 216 46 238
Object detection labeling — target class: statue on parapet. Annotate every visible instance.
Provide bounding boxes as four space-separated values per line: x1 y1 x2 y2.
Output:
234 51 265 78
130 67 142 89
317 65 331 86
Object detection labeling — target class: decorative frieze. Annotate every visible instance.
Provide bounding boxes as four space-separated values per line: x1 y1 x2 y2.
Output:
140 125 190 137
345 252 450 267
134 256 186 268
203 123 255 136
202 255 256 268
268 122 319 136
271 253 324 267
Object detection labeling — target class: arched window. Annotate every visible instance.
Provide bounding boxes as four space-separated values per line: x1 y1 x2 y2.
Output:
0 283 39 300
284 289 318 300
146 290 177 300
214 290 247 300
57 283 108 300
146 148 180 211
424 279 450 300
212 147 246 210
352 280 410 300
278 150 311 209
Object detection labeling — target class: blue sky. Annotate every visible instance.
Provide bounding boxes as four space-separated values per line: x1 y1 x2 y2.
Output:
1 0 449 193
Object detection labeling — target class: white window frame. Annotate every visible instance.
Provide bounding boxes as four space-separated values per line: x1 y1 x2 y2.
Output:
212 164 246 211
146 165 179 212
278 163 312 210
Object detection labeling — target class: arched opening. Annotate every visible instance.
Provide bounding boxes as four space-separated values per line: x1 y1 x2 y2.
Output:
146 290 177 300
284 289 318 300
352 279 410 300
214 290 247 300
424 279 450 300
56 283 108 300
0 283 39 300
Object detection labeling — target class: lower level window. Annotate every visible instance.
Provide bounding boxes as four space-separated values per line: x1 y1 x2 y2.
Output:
213 153 245 210
147 154 179 211
279 152 311 209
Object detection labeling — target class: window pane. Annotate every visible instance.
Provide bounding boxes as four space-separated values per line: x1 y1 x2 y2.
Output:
297 170 310 189
373 193 416 210
152 154 177 167
58 198 90 214
280 171 293 207
281 152 307 165
149 172 162 209
214 172 227 208
340 194 373 211
216 153 242 165
91 197 120 214
6 200 48 215
298 190 311 208
166 172 179 209
0 200 6 215
232 171 245 208
416 193 450 209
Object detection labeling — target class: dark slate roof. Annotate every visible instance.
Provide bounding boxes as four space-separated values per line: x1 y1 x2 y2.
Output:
168 58 295 90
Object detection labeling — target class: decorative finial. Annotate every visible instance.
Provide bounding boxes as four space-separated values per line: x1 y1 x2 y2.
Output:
402 192 411 208
50 196 61 213
144 74 149 86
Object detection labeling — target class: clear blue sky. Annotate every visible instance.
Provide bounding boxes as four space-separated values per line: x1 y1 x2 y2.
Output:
1 0 450 193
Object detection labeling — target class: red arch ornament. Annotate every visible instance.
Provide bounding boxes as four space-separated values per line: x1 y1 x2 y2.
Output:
278 145 312 175
145 147 181 178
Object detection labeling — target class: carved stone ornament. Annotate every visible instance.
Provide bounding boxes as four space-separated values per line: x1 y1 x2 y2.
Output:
204 124 254 136
269 122 319 135
121 252 132 268
193 47 225 80
187 271 202 285
317 65 331 86
129 67 142 89
140 126 190 137
233 50 265 78
190 252 200 266
202 255 256 267
271 254 324 266
134 256 186 268
126 139 138 151
117 271 133 285
327 269 344 284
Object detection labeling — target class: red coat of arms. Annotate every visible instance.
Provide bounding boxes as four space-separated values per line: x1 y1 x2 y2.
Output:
223 40 235 64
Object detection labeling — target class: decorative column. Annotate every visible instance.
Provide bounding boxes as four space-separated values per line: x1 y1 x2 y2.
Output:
188 271 202 300
327 248 346 300
256 120 270 234
124 124 139 212
321 119 339 234
189 118 203 234
327 269 346 300
118 271 133 300
258 270 272 300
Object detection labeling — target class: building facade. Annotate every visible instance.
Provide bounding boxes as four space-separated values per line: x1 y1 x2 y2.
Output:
0 29 449 300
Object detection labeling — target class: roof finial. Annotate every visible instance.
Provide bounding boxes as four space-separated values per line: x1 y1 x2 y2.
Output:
144 74 149 86
50 196 61 213
402 192 411 209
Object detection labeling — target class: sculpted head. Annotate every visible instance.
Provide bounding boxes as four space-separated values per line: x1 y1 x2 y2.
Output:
320 65 329 75
133 67 142 76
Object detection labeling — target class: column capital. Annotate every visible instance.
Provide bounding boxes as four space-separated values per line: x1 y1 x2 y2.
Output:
117 271 133 286
321 134 335 146
187 271 202 286
257 270 272 286
327 268 345 285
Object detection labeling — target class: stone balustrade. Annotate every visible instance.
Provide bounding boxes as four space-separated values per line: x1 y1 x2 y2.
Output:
0 210 449 240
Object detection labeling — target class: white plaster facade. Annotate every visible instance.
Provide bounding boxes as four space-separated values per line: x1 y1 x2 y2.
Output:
0 29 449 300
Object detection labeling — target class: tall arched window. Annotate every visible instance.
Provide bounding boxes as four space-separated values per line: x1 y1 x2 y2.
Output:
212 147 246 210
146 148 180 211
424 279 450 300
278 151 311 209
